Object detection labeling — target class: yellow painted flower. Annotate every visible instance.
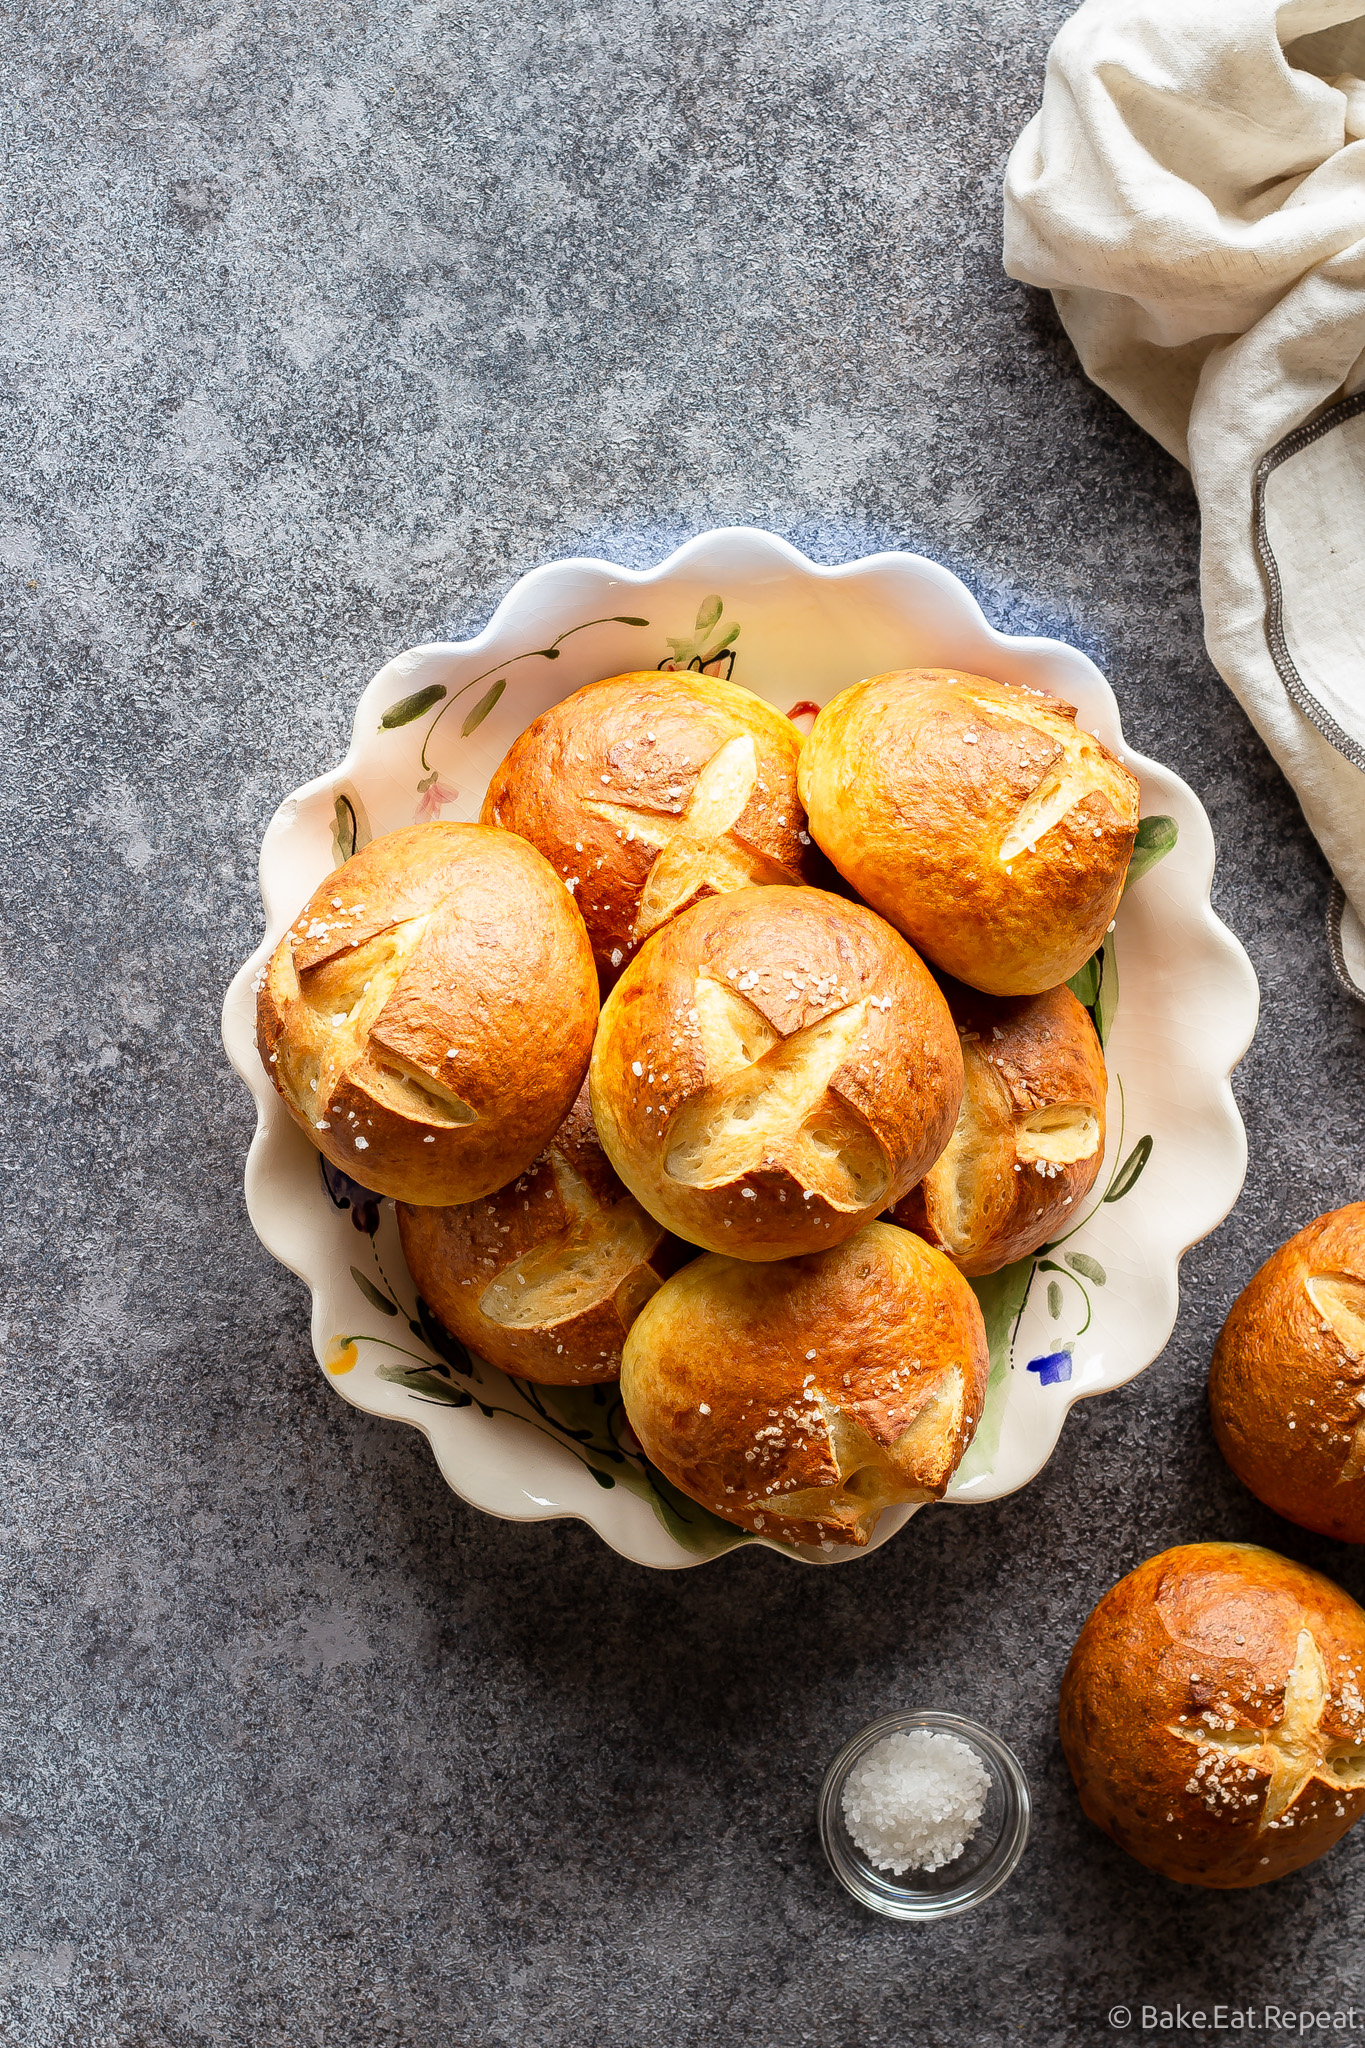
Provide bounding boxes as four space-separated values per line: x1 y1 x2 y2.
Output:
325 1337 359 1375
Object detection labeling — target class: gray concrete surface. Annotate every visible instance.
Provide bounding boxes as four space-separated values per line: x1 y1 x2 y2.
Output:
4 1 1365 2042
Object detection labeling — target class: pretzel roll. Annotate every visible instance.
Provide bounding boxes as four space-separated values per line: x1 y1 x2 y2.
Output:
892 980 1107 1276
620 1222 988 1547
396 1085 687 1386
1060 1543 1365 1888
1209 1205 1365 1543
589 886 963 1261
257 823 598 1205
480 671 818 985
797 669 1140 995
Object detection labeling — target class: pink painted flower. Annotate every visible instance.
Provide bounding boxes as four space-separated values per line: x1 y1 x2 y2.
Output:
414 770 459 823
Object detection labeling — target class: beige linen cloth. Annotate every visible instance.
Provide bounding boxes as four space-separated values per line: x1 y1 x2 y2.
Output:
1004 0 1365 996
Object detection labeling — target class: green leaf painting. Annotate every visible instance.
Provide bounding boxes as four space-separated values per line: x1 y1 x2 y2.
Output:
536 1383 747 1554
1093 932 1121 1047
375 1361 472 1407
1066 819 1177 1048
1067 953 1100 1009
330 791 371 866
953 1254 1036 1484
1065 1251 1107 1285
1037 1258 1093 1334
1067 931 1119 1048
333 795 357 863
350 1267 398 1316
379 682 447 730
354 1261 744 1558
972 1257 1037 1379
664 594 740 674
954 997 1160 1485
1124 814 1179 895
370 613 652 770
461 679 506 735
1105 1134 1153 1203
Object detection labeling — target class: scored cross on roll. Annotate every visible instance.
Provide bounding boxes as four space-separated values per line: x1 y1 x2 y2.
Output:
1209 1205 1365 1543
257 823 598 1205
620 1222 990 1547
798 668 1140 995
481 670 821 985
1060 1543 1365 1887
397 1083 687 1385
893 978 1107 1276
590 885 964 1261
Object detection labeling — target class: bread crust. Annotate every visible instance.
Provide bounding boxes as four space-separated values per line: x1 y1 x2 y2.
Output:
1059 1542 1365 1888
892 980 1107 1276
256 822 598 1204
797 668 1140 995
589 886 963 1260
480 671 818 985
396 1084 688 1385
1210 1205 1365 1542
620 1221 989 1546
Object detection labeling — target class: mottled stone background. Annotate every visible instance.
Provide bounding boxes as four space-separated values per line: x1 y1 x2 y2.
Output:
4 0 1365 2041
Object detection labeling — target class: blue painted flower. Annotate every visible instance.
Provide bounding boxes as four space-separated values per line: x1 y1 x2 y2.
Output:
1027 1349 1073 1387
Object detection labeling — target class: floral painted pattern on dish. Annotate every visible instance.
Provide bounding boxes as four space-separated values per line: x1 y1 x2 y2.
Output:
323 1156 746 1556
369 599 752 826
372 613 652 826
1027 1349 1073 1386
959 815 1177 1479
657 594 740 679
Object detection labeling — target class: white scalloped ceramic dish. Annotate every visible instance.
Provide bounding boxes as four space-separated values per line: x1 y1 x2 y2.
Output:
222 527 1259 1570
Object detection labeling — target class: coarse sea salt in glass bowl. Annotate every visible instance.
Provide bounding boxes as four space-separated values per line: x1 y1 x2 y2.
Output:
817 1711 1031 1920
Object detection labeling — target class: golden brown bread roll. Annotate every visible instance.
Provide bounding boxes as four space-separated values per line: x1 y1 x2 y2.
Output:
480 670 819 984
257 822 598 1205
797 668 1140 996
1059 1543 1365 1887
1209 1205 1365 1542
589 886 963 1261
620 1221 989 1546
892 979 1107 1276
396 1084 687 1385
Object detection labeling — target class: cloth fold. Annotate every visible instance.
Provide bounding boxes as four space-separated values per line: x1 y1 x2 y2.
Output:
1004 0 1365 996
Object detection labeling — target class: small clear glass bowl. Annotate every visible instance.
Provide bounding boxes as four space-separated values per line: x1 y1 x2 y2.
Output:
817 1709 1031 1920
